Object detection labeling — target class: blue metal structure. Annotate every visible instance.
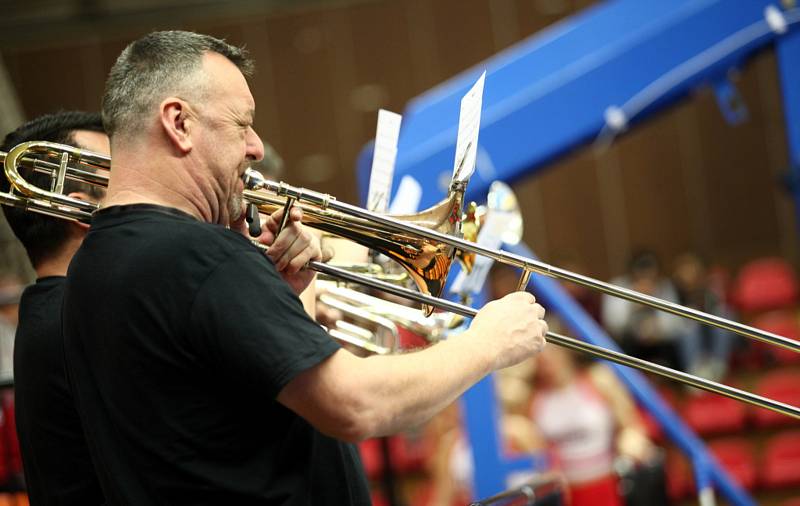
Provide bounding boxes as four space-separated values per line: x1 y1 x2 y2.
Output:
357 0 800 208
355 1 800 504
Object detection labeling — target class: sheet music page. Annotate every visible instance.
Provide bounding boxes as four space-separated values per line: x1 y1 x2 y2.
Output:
452 71 486 183
388 175 422 215
367 109 402 212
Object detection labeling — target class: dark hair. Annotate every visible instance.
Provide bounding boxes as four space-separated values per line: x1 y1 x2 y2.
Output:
1 111 105 267
102 30 253 139
627 249 660 276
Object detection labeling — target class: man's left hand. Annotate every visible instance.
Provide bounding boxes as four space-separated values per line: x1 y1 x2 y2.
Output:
256 207 333 294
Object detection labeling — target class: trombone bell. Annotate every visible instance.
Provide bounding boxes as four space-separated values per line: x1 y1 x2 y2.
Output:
243 174 467 316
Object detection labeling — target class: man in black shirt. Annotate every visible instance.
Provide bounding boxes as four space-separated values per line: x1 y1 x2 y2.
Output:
1 111 109 505
63 31 549 505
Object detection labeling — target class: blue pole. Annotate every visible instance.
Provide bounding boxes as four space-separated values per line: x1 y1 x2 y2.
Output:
460 287 549 499
506 242 754 506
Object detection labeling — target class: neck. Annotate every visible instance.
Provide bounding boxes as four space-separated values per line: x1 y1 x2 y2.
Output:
35 240 80 278
105 140 223 224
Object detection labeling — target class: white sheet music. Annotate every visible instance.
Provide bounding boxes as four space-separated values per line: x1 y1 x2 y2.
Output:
452 71 486 183
388 175 422 215
367 109 402 213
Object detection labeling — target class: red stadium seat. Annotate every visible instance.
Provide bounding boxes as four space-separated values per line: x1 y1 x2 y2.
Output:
388 433 431 473
753 371 800 428
708 438 757 491
1 390 21 479
682 391 747 436
358 433 432 479
751 311 800 365
761 430 800 489
732 258 798 313
370 490 389 506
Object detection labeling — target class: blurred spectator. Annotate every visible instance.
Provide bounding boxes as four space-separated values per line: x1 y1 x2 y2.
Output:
425 362 546 506
0 274 22 383
530 341 663 506
672 253 735 381
602 251 685 370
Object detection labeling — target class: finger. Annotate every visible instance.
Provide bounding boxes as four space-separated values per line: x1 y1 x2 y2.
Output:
540 320 549 339
281 233 315 272
286 246 318 274
265 209 283 235
275 232 311 271
268 226 300 265
321 243 335 263
257 225 276 247
289 206 303 222
510 291 535 303
533 303 546 319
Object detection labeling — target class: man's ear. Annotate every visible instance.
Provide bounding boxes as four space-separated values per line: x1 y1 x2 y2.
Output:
160 98 193 154
66 191 94 232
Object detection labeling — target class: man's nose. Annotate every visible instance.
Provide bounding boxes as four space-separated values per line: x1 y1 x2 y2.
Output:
246 127 265 162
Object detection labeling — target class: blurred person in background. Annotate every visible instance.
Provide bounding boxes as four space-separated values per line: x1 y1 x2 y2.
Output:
0 274 22 384
490 265 663 506
529 339 663 506
602 250 686 371
425 360 554 506
0 111 108 505
672 253 735 381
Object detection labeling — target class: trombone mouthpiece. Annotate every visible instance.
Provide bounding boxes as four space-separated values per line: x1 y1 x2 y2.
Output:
243 168 267 190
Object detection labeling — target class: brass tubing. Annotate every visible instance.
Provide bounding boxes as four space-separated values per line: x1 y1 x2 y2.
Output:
258 179 800 354
3 145 796 353
3 144 800 419
309 260 800 420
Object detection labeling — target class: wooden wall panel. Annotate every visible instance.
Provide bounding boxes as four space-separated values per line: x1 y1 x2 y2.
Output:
614 105 695 266
529 149 611 279
1 0 796 282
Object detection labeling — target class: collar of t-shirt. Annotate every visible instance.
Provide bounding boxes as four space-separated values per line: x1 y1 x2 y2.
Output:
92 203 199 223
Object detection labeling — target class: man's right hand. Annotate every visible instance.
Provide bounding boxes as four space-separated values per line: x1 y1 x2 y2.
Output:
467 291 548 370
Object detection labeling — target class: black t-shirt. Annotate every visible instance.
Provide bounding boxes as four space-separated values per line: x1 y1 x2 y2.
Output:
15 276 104 506
63 204 369 506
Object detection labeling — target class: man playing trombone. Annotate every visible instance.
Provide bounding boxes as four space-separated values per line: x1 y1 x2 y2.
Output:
62 30 549 505
1 111 108 505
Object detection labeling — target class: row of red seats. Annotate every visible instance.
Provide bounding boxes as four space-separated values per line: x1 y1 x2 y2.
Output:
683 370 800 435
668 430 800 498
731 257 799 313
359 434 432 480
640 370 800 439
0 391 22 488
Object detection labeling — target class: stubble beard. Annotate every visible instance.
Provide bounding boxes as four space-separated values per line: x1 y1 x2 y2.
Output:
228 191 244 223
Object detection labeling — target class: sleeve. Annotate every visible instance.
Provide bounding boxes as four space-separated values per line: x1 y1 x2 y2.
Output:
188 249 340 398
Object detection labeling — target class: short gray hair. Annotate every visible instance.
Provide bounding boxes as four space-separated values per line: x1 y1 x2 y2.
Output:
102 30 254 138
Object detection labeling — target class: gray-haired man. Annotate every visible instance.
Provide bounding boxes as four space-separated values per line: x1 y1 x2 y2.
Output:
63 30 547 505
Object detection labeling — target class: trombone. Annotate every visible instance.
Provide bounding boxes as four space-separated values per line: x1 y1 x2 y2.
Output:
2 140 800 419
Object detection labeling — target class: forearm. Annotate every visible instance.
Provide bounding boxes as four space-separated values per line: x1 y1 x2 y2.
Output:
298 276 316 318
279 292 546 442
354 330 495 437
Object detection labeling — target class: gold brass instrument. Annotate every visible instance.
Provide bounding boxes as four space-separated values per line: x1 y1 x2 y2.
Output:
318 282 464 345
3 140 800 419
